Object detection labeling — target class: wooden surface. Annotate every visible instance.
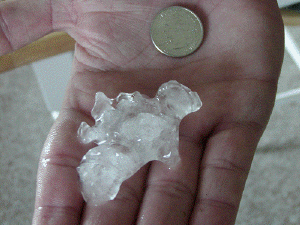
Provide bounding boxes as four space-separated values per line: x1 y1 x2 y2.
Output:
0 10 299 73
282 10 300 26
0 32 75 73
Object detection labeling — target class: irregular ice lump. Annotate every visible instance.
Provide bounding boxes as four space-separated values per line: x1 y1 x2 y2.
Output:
77 80 202 205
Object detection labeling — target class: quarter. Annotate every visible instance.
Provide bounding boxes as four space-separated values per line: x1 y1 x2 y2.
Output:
150 6 204 57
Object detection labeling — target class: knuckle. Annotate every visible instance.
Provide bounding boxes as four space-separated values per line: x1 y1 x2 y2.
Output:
201 158 249 175
196 197 238 212
148 178 194 200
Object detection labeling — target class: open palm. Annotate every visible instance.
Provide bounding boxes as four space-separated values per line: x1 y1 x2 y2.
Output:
1 0 284 224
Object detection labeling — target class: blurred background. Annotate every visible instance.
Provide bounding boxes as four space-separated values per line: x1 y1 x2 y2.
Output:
1 2 300 225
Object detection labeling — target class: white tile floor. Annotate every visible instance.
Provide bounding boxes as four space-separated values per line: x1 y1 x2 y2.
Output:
0 26 300 224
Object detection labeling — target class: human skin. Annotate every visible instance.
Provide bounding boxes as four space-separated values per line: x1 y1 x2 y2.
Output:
0 0 284 224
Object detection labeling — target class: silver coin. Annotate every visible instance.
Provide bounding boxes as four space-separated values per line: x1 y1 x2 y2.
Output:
150 6 204 57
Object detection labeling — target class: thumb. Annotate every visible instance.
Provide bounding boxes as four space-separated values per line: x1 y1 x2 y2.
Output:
0 0 53 56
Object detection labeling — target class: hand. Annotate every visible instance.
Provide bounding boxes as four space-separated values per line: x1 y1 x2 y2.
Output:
0 0 284 224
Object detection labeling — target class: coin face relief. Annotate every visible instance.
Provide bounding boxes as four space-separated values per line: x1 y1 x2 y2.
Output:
150 6 204 57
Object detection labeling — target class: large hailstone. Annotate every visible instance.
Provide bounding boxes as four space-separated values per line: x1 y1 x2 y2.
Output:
77 80 202 205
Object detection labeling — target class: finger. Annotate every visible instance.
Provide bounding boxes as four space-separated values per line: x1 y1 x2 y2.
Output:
81 163 150 225
80 113 205 224
190 123 263 224
0 0 52 56
136 135 203 224
32 109 94 224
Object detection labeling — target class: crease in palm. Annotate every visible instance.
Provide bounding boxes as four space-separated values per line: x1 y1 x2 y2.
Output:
56 0 280 117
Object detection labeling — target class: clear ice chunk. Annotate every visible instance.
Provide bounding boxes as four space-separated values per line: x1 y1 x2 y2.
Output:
77 80 202 205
